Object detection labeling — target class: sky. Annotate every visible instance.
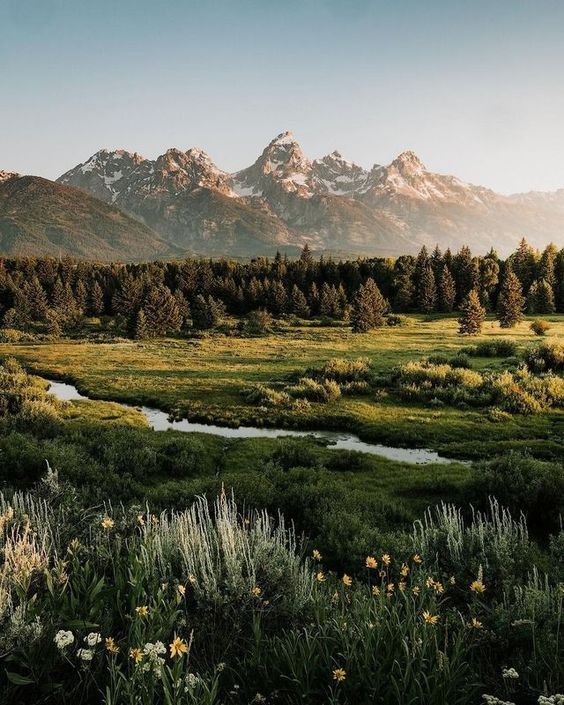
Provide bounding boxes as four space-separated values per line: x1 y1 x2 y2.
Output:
2 0 564 194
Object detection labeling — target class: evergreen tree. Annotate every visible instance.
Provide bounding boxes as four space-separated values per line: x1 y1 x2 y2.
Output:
173 290 191 328
438 266 456 313
350 278 388 332
510 238 536 292
393 273 415 312
299 244 314 267
497 267 525 328
308 282 320 315
192 295 225 330
88 281 105 316
528 279 555 314
142 285 181 337
74 279 88 312
16 276 49 322
112 275 142 317
134 308 149 339
417 265 437 313
46 309 62 339
319 283 337 317
290 285 310 318
458 289 485 335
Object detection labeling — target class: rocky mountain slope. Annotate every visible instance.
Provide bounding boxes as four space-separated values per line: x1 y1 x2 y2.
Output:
0 174 172 260
53 132 564 257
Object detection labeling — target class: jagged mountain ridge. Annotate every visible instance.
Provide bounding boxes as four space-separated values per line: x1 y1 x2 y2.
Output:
57 132 564 256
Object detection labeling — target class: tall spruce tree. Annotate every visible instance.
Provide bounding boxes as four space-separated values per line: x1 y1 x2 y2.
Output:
88 281 105 316
350 278 387 332
142 285 181 337
438 266 456 313
290 285 310 318
497 267 525 328
528 279 555 314
417 265 437 313
458 289 486 335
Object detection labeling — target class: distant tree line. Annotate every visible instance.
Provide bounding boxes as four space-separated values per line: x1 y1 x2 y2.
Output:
0 238 562 338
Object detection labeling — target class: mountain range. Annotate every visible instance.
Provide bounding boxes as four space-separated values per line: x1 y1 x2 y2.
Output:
1 132 562 260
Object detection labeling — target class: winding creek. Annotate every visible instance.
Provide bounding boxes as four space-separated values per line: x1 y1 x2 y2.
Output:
46 379 455 465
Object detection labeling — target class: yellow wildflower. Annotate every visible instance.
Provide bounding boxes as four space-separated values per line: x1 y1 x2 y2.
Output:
400 564 409 577
412 586 421 596
169 636 188 658
101 517 114 530
188 574 196 585
129 648 144 663
332 668 346 682
372 585 380 596
105 637 119 654
468 618 483 629
398 581 406 592
386 582 395 593
316 571 326 583
312 549 322 561
135 606 149 617
342 574 352 587
251 586 262 597
449 576 456 585
422 611 439 625
177 584 186 597
470 579 486 594
365 556 378 569
412 554 422 564
381 554 391 566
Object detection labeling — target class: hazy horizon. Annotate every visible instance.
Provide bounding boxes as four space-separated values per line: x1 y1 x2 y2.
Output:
2 0 564 194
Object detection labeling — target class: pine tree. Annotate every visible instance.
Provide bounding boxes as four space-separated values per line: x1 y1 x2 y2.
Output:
74 279 88 312
438 266 456 313
497 267 525 328
510 238 536 292
308 282 320 316
88 281 105 316
319 283 337 317
173 290 191 328
393 273 415 312
458 289 486 335
16 276 49 322
299 244 314 267
134 308 149 339
290 285 310 318
528 278 555 314
350 278 388 332
142 285 181 337
417 265 437 313
112 275 142 317
46 309 62 339
192 295 225 330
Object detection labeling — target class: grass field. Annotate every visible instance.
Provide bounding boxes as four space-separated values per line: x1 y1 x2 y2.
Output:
1 314 562 461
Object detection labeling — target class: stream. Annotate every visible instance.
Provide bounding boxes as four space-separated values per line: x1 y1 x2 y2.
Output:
46 379 455 465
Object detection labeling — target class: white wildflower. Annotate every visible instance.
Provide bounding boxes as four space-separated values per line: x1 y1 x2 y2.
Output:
502 668 519 680
77 648 94 662
84 632 102 647
54 630 74 650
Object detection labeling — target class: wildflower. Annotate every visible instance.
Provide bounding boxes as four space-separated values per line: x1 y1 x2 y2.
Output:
332 668 346 682
101 517 114 530
177 584 186 597
412 554 422 564
434 581 444 595
54 630 74 650
312 549 322 561
371 585 380 596
130 648 144 664
412 586 420 596
84 632 101 647
342 574 352 587
251 585 262 597
425 576 435 589
244 518 250 525
316 571 326 583
468 618 483 629
135 606 149 617
398 581 406 592
381 554 391 566
188 574 196 585
365 556 377 569
502 667 519 679
386 582 395 593
422 611 439 625
137 514 145 526
77 648 94 662
470 579 486 594
160 582 168 591
170 636 188 658
105 637 119 654
400 564 409 577
449 576 456 585
151 514 159 525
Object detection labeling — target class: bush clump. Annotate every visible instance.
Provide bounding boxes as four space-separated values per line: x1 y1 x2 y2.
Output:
530 319 551 336
285 377 341 403
524 341 564 373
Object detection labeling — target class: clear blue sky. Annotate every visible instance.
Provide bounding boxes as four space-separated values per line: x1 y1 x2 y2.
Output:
2 0 564 193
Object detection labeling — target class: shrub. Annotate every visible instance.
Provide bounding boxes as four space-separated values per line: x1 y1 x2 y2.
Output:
468 340 518 357
524 341 564 373
240 309 273 336
385 314 415 327
243 384 290 407
305 357 372 384
468 453 564 534
285 377 341 403
530 319 551 336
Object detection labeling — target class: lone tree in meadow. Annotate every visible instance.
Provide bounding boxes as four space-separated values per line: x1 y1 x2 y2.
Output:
351 278 388 332
458 288 486 335
497 267 525 328
290 285 310 318
439 265 456 313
